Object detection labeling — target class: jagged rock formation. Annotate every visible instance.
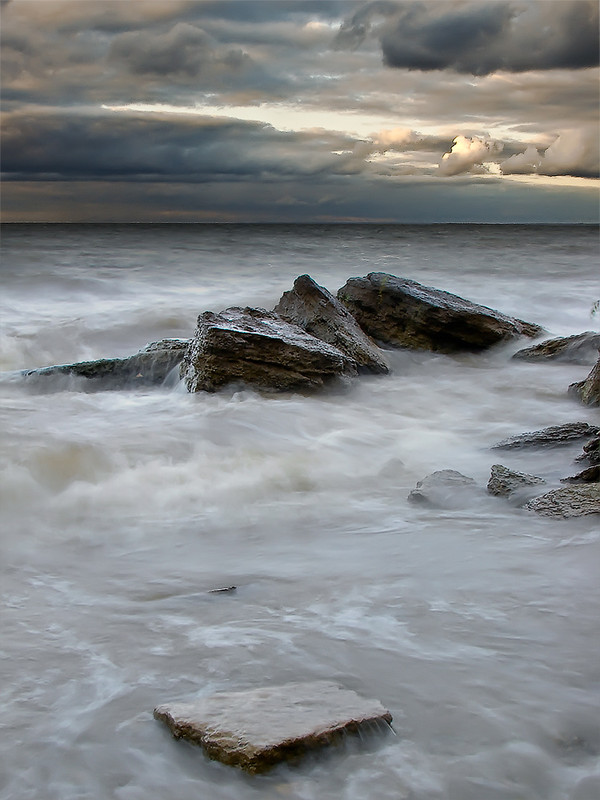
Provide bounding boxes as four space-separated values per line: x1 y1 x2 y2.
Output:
337 272 542 353
487 464 546 497
180 306 357 393
274 274 389 374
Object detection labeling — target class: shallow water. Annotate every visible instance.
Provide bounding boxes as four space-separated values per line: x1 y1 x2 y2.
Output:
1 224 599 799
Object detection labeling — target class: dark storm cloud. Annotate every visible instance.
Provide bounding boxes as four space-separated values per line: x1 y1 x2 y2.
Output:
1 110 365 183
337 1 600 75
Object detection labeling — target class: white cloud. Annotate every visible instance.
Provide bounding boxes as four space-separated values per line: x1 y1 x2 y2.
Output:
439 135 502 176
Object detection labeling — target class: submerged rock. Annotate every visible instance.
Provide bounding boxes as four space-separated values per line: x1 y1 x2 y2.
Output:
181 306 357 393
569 353 600 407
408 469 478 508
337 272 542 353
526 484 600 518
154 681 392 774
274 274 389 374
491 423 600 450
512 332 600 364
487 464 546 498
22 338 190 390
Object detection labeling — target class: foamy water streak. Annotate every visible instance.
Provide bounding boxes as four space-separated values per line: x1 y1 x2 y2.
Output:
1 224 599 800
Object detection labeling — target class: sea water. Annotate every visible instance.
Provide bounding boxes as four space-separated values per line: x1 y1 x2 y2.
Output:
0 224 599 800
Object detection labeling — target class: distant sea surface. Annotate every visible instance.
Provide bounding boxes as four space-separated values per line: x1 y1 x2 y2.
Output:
1 224 599 800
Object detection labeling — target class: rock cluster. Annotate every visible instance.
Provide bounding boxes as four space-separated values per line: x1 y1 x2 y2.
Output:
19 272 543 394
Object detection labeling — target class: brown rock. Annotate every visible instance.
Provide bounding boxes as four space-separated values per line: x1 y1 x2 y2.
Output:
180 307 357 393
569 353 600 407
337 272 542 353
274 274 389 374
154 681 392 773
512 332 600 364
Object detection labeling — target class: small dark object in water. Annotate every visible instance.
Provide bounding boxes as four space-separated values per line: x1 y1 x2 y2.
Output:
207 586 237 594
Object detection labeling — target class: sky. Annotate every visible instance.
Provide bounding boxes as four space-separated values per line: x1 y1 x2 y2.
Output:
1 0 599 223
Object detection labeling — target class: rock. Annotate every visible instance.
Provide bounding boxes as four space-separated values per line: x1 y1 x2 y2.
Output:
561 465 600 484
180 306 357 393
274 274 389 374
22 338 190 390
491 423 600 450
569 353 600 407
487 464 546 497
154 681 392 774
526 484 600 518
512 332 600 364
408 469 478 508
337 272 542 353
576 437 600 465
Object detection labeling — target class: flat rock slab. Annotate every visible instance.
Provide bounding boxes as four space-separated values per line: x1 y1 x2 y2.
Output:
337 272 542 353
181 307 357 393
154 681 392 773
491 422 600 450
274 274 389 374
512 331 600 365
526 484 600 518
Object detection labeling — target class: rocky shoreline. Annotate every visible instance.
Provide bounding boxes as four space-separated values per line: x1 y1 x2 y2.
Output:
14 271 600 525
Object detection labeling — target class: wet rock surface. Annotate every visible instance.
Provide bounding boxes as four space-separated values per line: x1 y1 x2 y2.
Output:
576 436 600 465
487 464 546 498
512 332 600 364
491 423 600 450
21 338 190 390
154 681 392 773
569 354 600 407
274 274 389 374
561 465 600 484
180 306 357 393
526 484 600 518
408 469 478 508
337 272 542 353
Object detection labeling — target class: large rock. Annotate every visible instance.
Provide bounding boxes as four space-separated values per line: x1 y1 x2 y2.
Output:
526 484 600 518
487 464 545 497
337 272 542 353
569 353 600 407
512 332 600 364
491 422 600 450
22 338 189 390
408 469 478 508
180 307 357 393
274 274 389 374
154 681 392 774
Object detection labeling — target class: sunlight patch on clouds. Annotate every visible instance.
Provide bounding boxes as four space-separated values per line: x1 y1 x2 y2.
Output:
101 101 414 138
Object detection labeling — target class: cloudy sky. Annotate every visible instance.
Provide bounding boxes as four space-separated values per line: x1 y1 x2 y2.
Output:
2 0 599 222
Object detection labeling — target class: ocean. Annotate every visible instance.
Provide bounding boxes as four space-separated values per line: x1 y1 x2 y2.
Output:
1 223 599 800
